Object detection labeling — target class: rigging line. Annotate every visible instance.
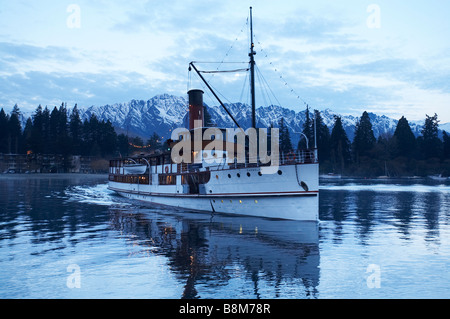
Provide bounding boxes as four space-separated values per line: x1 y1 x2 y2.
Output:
238 70 249 105
199 68 249 74
255 65 269 108
253 33 311 109
256 64 276 108
198 75 239 123
207 17 249 82
192 61 247 64
207 79 249 126
255 65 283 108
207 81 234 106
257 67 276 108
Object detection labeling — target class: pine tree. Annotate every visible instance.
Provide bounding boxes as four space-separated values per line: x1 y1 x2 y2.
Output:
352 111 376 162
117 133 130 157
279 117 293 153
30 105 44 154
299 105 313 150
48 106 60 154
330 116 352 172
99 120 117 156
8 104 22 154
147 132 162 152
203 106 214 127
69 104 83 155
57 103 70 156
420 113 441 159
0 108 9 153
393 116 416 158
22 118 33 153
41 107 51 154
313 109 331 162
443 131 450 160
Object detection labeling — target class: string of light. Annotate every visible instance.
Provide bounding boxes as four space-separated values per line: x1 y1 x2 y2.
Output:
128 143 152 149
253 33 312 110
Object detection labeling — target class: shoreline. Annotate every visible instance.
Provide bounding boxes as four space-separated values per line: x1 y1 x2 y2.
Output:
320 175 449 182
0 173 108 180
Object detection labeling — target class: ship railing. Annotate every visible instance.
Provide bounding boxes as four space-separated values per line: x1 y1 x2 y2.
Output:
182 149 317 173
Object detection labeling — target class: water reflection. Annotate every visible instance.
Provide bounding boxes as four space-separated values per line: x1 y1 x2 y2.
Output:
0 176 111 253
108 209 320 299
1 176 448 298
319 180 448 246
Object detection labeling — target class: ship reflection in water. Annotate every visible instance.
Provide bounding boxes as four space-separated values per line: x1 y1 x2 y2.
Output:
108 208 320 299
1 176 447 298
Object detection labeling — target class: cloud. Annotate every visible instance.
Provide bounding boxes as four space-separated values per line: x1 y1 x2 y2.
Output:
1 1 449 123
0 70 161 111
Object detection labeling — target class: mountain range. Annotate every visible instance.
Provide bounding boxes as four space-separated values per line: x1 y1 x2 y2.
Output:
77 93 444 146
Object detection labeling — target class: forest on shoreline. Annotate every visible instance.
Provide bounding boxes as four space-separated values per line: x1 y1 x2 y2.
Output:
278 107 450 177
1 103 450 177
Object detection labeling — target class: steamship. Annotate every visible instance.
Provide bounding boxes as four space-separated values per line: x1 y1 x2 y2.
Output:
108 8 319 221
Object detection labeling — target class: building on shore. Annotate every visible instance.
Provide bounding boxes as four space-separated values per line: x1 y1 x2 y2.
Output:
0 153 108 174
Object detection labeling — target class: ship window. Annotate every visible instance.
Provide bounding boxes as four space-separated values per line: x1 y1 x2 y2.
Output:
258 171 262 176
216 175 219 179
254 200 258 204
239 200 242 204
228 174 231 178
159 174 176 185
237 173 240 178
277 170 282 175
247 172 251 177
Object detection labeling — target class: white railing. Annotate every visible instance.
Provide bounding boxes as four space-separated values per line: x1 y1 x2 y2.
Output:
183 149 317 172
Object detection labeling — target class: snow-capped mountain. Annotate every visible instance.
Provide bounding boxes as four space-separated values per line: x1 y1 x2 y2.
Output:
81 94 188 138
77 94 442 145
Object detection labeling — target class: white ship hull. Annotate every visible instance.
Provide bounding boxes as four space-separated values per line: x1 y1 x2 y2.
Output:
108 163 319 221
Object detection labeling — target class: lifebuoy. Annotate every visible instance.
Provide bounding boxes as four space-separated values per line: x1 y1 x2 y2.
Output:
165 166 169 173
287 152 296 161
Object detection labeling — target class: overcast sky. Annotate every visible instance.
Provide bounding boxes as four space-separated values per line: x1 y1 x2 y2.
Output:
1 0 449 123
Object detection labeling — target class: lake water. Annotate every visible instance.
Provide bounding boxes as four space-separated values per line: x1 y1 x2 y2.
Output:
0 174 449 299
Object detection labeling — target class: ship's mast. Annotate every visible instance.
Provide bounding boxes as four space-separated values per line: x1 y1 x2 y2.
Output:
249 6 256 129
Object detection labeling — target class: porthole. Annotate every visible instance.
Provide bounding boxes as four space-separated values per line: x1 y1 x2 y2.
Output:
209 190 213 193
254 200 258 204
277 170 282 175
237 173 240 178
228 174 231 178
239 200 242 204
216 175 219 179
258 171 262 176
247 172 251 177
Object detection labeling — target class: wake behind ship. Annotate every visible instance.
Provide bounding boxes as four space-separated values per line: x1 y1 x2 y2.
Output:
108 8 319 221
